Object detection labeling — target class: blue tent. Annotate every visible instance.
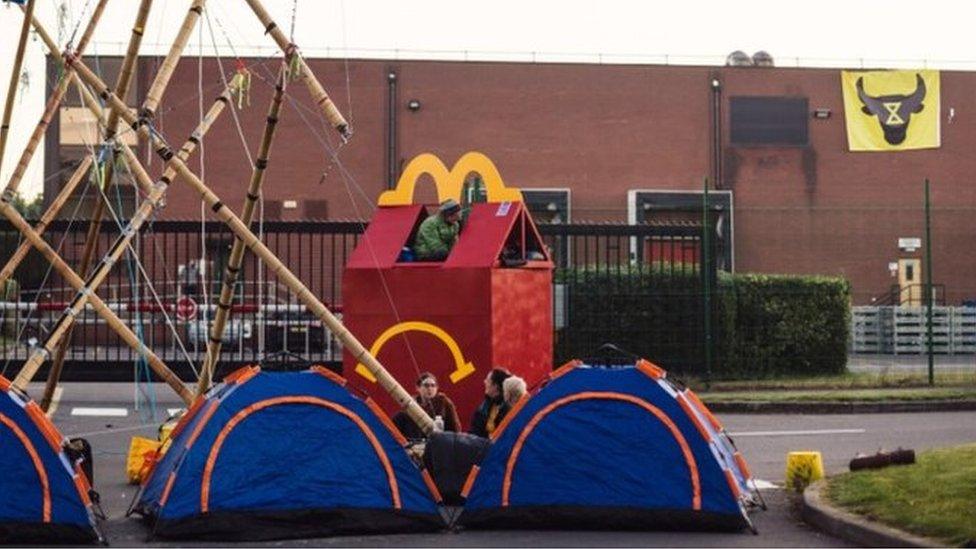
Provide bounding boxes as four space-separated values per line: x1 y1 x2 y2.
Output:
0 376 102 544
458 360 760 531
131 366 444 540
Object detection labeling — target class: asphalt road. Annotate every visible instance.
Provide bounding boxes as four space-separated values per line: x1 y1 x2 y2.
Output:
28 382 976 547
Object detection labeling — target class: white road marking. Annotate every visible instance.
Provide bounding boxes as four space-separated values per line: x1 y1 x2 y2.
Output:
44 387 64 418
753 479 779 490
70 407 129 417
730 428 865 437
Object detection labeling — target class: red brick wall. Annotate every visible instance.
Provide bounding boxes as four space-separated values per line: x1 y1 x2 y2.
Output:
97 58 976 303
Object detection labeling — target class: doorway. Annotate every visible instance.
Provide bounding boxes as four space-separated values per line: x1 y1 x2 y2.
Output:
898 259 922 306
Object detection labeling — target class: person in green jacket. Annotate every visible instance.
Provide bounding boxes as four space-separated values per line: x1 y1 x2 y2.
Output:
415 199 461 261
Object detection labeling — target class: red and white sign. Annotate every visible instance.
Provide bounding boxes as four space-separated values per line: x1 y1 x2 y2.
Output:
175 296 198 322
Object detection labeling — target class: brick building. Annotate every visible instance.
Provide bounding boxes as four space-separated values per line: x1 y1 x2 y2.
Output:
45 57 976 304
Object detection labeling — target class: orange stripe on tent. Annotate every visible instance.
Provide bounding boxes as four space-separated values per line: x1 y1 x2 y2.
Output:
25 402 63 452
636 359 666 380
224 365 261 385
685 389 723 432
490 393 529 442
311 365 347 386
73 464 92 507
185 401 220 450
0 375 11 392
460 465 480 499
734 451 752 480
724 468 742 500
200 396 401 513
0 413 51 522
365 397 408 446
166 395 206 443
549 359 582 382
676 394 712 443
421 469 444 503
159 472 177 507
502 391 700 510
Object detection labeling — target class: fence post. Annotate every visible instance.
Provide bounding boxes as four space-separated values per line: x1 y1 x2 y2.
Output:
924 178 934 386
702 177 713 382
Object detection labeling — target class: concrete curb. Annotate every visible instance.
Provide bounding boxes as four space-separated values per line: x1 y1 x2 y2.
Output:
706 399 976 414
801 479 942 548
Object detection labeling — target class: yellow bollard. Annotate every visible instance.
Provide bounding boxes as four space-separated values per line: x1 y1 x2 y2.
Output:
786 451 824 492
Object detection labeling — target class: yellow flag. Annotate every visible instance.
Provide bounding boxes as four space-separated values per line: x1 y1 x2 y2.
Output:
841 70 940 151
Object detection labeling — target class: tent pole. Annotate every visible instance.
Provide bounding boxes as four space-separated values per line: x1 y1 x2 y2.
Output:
0 0 37 174
70 56 435 435
242 0 350 139
198 67 287 396
43 0 155 412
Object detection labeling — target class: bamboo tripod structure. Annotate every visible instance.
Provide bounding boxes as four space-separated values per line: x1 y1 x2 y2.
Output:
0 0 36 175
197 68 286 396
43 0 156 411
3 1 433 434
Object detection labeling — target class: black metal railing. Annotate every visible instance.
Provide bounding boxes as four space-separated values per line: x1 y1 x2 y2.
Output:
1 219 717 381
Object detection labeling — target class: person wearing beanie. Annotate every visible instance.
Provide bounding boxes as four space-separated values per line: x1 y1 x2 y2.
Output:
414 198 462 261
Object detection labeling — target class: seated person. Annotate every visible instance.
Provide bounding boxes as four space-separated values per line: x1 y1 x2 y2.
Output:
394 372 461 440
502 375 526 406
414 199 461 261
470 367 512 438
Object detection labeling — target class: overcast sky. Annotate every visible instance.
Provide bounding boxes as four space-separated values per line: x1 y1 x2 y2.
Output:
3 0 975 197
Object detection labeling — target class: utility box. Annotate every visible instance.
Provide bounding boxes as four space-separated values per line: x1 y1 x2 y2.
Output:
342 152 554 427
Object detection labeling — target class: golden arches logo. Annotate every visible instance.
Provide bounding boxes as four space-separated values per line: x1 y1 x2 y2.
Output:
355 321 476 384
377 151 523 207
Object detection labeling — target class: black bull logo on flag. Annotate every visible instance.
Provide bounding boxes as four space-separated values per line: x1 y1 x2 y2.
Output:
856 74 927 145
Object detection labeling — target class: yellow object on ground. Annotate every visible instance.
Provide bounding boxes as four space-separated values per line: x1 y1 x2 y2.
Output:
126 436 162 485
786 451 825 491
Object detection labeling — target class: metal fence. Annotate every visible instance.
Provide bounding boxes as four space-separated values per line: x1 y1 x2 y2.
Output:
1 219 716 381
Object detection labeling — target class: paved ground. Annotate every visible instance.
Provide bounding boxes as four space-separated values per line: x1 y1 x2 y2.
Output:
26 382 976 546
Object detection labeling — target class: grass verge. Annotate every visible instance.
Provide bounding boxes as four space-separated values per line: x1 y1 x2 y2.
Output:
699 386 976 403
825 444 976 546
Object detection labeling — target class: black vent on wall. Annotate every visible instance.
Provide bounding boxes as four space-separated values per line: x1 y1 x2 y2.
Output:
730 96 808 146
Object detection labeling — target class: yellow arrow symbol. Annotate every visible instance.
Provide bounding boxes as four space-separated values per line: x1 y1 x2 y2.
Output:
355 321 476 384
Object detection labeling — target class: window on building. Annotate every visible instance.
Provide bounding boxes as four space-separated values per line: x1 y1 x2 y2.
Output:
729 96 808 146
522 189 570 225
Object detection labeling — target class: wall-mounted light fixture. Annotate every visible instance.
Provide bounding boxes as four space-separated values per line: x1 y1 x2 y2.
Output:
813 108 831 119
407 99 421 112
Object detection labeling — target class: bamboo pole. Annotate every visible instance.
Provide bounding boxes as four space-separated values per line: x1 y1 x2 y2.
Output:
198 69 286 395
70 55 434 435
0 0 37 175
140 0 206 119
43 0 155 411
242 0 350 139
1 0 108 199
0 200 192 403
0 157 93 289
17 89 232 394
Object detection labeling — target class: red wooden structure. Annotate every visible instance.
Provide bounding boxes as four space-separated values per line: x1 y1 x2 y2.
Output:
342 153 554 427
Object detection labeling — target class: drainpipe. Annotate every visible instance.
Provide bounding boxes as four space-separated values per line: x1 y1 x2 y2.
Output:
710 75 722 189
386 69 398 189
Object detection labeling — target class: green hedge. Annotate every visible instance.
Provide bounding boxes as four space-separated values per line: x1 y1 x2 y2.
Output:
555 267 850 379
718 273 851 378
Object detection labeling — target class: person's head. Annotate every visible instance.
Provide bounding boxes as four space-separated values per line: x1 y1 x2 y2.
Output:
484 367 511 399
502 376 526 406
438 199 461 224
416 372 438 400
